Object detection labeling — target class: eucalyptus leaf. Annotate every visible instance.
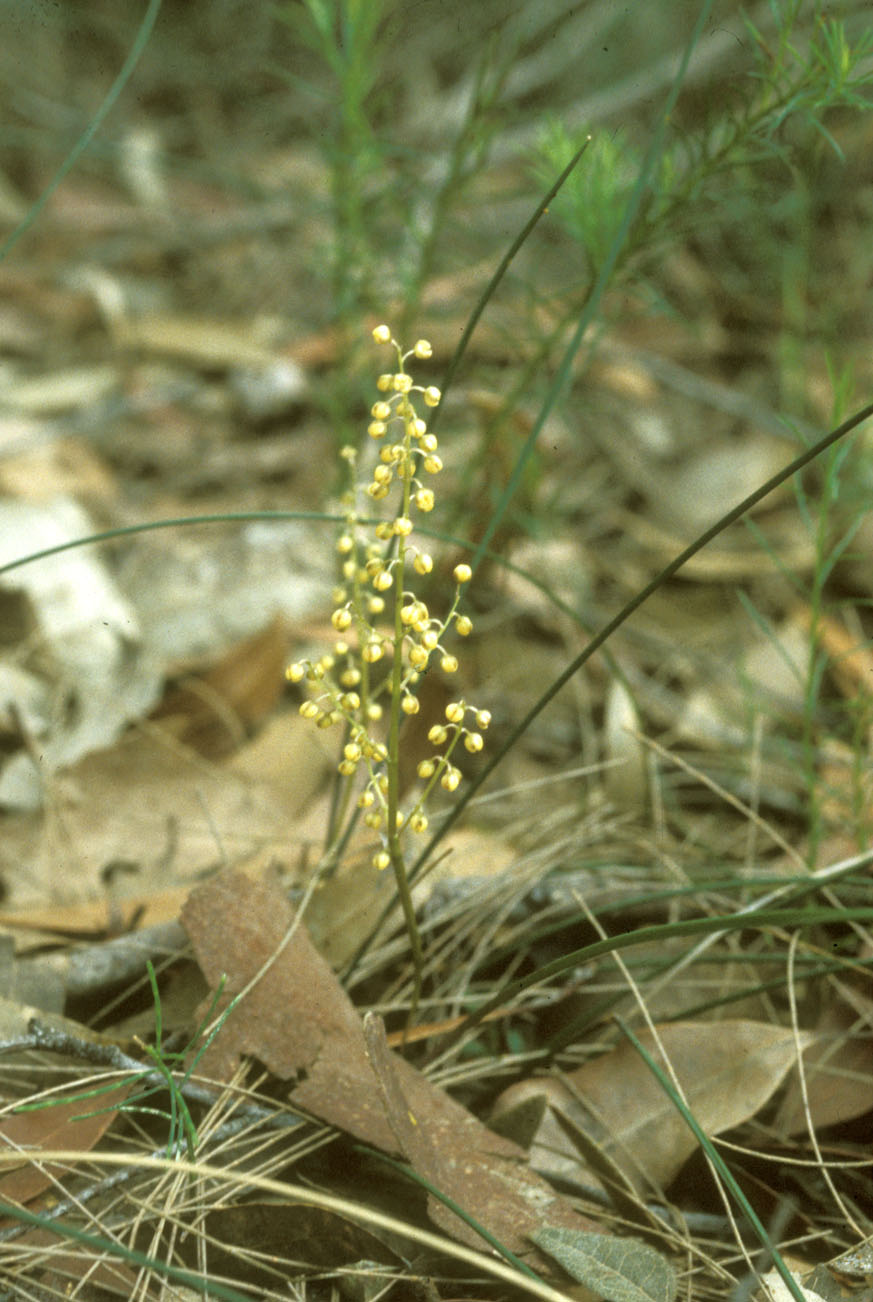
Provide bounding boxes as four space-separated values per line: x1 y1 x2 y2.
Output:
533 1227 676 1302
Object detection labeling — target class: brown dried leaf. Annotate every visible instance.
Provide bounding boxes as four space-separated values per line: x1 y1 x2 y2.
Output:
775 1000 873 1135
0 1085 128 1208
152 616 288 758
0 728 296 915
361 1011 597 1260
493 1020 815 1193
181 871 599 1263
203 1202 401 1276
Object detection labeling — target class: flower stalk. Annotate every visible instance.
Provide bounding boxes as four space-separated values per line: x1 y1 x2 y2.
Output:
286 326 488 1019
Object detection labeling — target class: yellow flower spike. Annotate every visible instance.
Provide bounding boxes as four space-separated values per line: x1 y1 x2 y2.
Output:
294 326 487 1017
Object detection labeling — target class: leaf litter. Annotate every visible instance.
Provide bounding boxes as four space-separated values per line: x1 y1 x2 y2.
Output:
181 869 603 1277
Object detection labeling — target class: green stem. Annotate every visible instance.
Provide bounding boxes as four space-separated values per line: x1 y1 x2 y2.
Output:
386 393 424 1020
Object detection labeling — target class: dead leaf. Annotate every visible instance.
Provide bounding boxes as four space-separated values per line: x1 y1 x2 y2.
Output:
492 1020 815 1193
0 727 298 914
760 1267 829 1302
0 1084 128 1209
151 616 288 757
533 1226 677 1302
181 871 602 1267
202 1201 400 1277
775 1000 873 1135
118 313 281 370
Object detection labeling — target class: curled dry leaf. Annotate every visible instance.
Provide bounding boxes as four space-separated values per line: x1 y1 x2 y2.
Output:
181 871 603 1270
492 1020 816 1195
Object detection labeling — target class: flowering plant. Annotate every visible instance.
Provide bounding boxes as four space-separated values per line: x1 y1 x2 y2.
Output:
286 324 488 1009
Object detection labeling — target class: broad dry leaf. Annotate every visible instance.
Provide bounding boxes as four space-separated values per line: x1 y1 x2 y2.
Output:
0 728 297 914
775 999 873 1135
533 1226 677 1302
151 616 288 757
204 1202 401 1275
0 1084 128 1208
182 871 601 1267
759 1267 828 1302
493 1020 815 1193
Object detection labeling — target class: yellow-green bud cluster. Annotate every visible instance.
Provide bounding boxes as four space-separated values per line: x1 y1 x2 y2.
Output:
285 326 487 871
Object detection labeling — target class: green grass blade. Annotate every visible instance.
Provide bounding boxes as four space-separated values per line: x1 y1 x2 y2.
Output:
615 1018 806 1302
0 0 162 264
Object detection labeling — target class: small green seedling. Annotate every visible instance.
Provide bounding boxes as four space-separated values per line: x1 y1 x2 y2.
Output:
16 964 230 1164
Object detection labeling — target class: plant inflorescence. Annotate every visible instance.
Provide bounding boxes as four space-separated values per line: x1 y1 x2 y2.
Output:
286 325 489 1009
